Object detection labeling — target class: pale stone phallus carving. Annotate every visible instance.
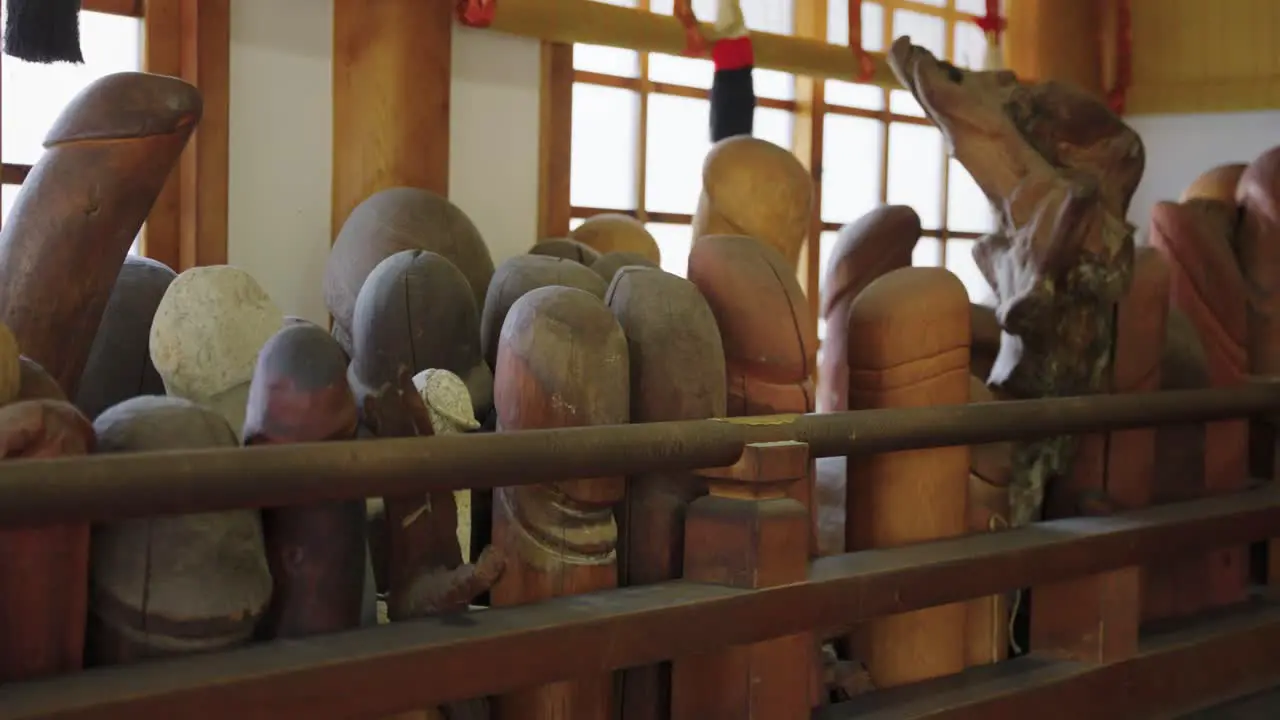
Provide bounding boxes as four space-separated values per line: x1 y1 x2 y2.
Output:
149 266 283 436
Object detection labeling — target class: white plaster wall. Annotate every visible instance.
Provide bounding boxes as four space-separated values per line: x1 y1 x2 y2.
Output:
227 1 542 324
1127 110 1280 235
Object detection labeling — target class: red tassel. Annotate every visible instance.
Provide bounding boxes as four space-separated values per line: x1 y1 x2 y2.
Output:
972 0 1006 39
1106 0 1132 115
457 0 496 29
848 0 875 82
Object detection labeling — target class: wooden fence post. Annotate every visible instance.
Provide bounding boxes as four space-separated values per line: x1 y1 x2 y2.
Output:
671 441 814 719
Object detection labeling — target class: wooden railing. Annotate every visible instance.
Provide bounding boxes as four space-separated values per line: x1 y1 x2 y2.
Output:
0 384 1278 718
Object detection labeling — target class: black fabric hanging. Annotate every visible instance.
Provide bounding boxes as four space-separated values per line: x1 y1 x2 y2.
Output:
708 0 755 143
4 0 84 64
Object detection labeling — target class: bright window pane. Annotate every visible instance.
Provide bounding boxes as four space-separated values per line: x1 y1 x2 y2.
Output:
574 45 640 77
1 10 142 165
947 157 996 234
571 84 640 209
742 0 793 100
953 21 989 69
914 236 942 267
826 1 884 108
816 228 841 342
646 222 693 277
649 53 713 89
890 9 945 59
888 89 926 117
886 123 944 229
569 217 586 231
821 115 882 224
827 0 883 50
645 93 709 215
754 106 794 151
945 238 992 301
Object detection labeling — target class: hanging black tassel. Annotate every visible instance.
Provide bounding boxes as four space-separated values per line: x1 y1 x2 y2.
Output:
4 0 84 64
708 0 754 143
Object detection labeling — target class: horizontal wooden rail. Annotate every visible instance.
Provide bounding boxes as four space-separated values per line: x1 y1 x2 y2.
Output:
0 385 1275 527
817 601 1280 719
483 0 900 86
2 485 1278 719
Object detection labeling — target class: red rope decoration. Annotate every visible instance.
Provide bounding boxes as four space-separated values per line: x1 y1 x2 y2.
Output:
1106 0 1132 115
674 0 708 57
848 0 875 82
457 0 496 28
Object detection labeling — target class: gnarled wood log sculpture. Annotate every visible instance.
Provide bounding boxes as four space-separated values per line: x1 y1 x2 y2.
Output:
0 72 200 399
325 187 496 355
591 250 659 284
1149 199 1250 613
349 250 502 628
75 255 176 420
491 285 629 720
687 235 817 546
529 238 601 265
569 213 661 263
149 266 283 436
845 267 970 687
693 136 812 269
605 266 726 720
88 396 271 664
817 205 921 414
0 325 96 681
244 324 366 639
888 36 1144 528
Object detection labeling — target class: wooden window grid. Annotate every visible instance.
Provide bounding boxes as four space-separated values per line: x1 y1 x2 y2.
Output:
559 0 996 336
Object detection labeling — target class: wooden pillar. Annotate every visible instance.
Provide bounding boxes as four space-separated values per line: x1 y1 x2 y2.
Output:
792 0 825 322
143 0 230 270
332 0 452 240
672 441 814 719
1003 0 1104 96
537 43 573 241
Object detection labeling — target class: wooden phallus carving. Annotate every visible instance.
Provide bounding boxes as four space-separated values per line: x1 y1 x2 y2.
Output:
591 250 660 284
491 285 629 720
0 72 200 399
605 266 726 720
75 255 176 420
244 324 367 639
692 136 812 270
352 250 492 422
569 213 661 263
88 396 272 665
1182 163 1247 203
348 251 503 624
1238 147 1280 380
687 235 817 545
888 36 1144 527
149 265 283 436
845 267 971 687
817 205 921 414
325 187 496 355
0 342 96 681
529 238 601 265
481 254 608 370
1150 195 1251 612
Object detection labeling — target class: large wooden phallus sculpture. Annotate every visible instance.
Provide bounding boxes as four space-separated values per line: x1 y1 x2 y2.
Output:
887 36 1144 528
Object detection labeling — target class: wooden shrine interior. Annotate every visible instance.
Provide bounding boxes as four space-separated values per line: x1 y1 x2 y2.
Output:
1 1 1280 719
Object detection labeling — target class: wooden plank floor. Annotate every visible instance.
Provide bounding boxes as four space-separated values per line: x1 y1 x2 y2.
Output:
1179 686 1280 719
